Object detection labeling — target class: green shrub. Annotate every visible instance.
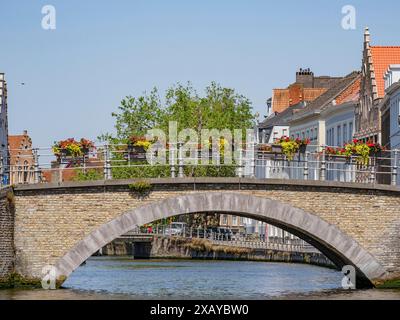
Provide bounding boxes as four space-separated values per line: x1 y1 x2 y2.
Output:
73 169 104 181
128 181 153 194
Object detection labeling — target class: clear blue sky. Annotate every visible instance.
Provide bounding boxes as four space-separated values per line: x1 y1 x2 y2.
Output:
1 0 400 147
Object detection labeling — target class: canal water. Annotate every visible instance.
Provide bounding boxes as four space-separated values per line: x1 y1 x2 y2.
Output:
1 257 399 300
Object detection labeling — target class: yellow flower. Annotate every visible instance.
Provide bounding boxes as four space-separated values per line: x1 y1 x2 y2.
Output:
134 140 152 150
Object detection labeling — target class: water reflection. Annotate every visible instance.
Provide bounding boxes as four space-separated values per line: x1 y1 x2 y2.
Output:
0 257 399 300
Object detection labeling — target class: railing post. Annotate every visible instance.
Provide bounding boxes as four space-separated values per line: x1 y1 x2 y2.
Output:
237 149 243 178
178 142 184 178
170 142 176 178
320 147 326 181
0 156 3 187
250 140 256 178
303 151 309 180
33 148 40 184
369 165 376 184
392 150 398 186
103 144 112 180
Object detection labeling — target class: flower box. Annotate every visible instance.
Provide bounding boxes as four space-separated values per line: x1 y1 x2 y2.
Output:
126 144 147 161
326 154 349 163
271 144 283 153
53 138 95 164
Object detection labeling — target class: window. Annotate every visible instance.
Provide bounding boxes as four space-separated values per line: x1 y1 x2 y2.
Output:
343 124 347 144
311 129 314 141
337 126 341 146
302 132 305 139
398 100 400 126
349 122 353 141
327 129 330 146
306 130 310 139
314 127 318 140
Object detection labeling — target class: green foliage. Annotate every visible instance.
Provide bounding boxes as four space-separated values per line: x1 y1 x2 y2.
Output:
280 141 299 161
73 169 103 181
95 81 254 180
112 162 171 179
128 181 153 194
376 278 400 289
345 142 370 166
98 88 165 144
276 136 310 161
159 82 254 136
99 81 254 143
184 165 237 177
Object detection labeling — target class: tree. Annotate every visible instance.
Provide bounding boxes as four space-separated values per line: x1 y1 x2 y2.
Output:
93 82 255 229
100 82 254 143
99 88 165 144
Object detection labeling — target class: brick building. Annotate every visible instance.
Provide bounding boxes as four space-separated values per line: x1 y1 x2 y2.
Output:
8 131 35 185
269 68 343 114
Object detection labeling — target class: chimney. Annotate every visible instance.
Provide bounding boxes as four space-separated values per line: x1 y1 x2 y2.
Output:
296 68 314 88
23 130 28 136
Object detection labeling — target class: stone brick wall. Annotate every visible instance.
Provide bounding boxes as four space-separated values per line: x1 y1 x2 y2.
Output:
0 188 15 283
11 179 400 285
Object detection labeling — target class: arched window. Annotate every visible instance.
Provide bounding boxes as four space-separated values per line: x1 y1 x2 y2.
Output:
23 161 28 183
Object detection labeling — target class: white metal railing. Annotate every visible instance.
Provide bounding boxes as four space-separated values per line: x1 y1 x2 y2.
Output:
0 143 399 187
127 225 320 254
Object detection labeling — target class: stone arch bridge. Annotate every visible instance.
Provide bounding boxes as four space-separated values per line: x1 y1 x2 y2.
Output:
1 178 399 288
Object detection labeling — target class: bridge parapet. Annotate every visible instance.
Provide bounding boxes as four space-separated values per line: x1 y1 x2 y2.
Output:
2 144 400 187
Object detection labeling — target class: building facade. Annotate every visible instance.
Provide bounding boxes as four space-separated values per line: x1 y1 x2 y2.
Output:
381 66 400 185
219 214 245 234
0 73 9 185
355 27 400 143
8 131 35 185
289 72 360 150
323 101 356 147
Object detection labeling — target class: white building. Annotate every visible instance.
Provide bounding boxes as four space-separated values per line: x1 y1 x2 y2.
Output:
323 101 356 147
381 65 400 185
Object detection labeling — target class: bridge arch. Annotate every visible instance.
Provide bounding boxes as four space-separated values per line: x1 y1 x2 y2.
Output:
54 192 387 288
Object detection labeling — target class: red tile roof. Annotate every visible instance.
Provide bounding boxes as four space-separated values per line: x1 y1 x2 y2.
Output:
335 77 361 105
370 46 400 98
272 87 327 113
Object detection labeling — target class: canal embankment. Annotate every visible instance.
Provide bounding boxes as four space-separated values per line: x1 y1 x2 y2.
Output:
98 235 335 269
